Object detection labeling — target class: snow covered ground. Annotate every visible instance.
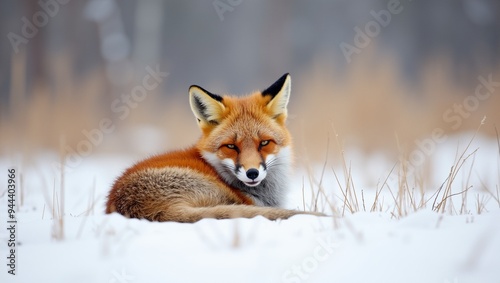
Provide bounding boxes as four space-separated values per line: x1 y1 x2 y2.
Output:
1 132 499 283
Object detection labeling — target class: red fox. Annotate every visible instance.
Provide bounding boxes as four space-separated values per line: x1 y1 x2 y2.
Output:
105 73 322 222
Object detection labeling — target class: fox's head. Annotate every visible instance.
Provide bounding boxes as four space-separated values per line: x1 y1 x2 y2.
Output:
189 74 292 202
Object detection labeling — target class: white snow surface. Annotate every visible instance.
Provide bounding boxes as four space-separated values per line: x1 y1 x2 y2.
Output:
1 132 499 283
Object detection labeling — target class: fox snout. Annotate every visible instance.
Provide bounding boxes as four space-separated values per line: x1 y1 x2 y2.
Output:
234 163 268 187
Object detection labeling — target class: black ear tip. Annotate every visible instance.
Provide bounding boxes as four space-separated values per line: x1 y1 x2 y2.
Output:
189 85 202 92
280 73 290 79
188 84 223 102
275 73 290 84
262 73 291 98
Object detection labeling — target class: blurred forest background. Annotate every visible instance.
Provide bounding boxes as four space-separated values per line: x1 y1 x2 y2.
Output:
1 0 499 163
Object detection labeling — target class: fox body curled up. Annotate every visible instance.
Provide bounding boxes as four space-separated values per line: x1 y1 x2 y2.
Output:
105 73 322 222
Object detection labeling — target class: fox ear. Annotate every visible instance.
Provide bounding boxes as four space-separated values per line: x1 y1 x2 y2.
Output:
189 85 225 126
262 73 291 120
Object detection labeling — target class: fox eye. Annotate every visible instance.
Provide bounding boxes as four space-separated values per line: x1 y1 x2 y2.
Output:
260 140 270 147
225 144 236 149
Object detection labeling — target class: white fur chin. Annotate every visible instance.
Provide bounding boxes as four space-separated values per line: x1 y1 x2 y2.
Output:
243 180 261 187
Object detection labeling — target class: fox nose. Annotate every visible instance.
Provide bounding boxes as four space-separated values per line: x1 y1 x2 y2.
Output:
246 168 259 180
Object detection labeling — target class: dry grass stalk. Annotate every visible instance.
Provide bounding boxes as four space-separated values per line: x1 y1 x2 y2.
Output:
433 119 484 213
